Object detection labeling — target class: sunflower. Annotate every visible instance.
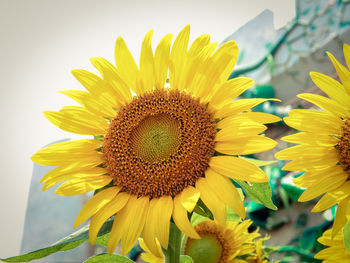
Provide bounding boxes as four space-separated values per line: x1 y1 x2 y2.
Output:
31 25 279 255
140 219 261 263
275 43 350 236
314 227 350 262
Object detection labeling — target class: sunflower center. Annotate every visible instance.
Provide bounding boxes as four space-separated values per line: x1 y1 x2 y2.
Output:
103 89 216 198
130 114 180 163
335 119 350 175
185 234 223 263
185 221 229 263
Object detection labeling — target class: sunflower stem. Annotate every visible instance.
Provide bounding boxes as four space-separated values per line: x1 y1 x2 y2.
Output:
162 222 182 263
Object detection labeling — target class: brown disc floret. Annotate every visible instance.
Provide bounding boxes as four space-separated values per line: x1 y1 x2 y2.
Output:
335 119 350 175
103 89 216 198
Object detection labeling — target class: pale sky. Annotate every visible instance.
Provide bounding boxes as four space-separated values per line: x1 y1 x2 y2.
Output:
0 0 295 257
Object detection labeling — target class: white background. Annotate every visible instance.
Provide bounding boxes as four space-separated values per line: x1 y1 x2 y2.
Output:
0 0 294 257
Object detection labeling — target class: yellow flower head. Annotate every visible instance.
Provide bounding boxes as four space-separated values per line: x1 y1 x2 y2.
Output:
246 235 270 263
31 25 279 255
275 43 350 236
140 219 261 263
315 228 350 263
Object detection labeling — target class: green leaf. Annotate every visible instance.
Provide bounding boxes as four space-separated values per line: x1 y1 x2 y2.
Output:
95 233 110 247
300 227 318 250
343 220 350 253
226 206 240 222
84 253 134 263
180 255 194 263
235 180 277 210
1 219 113 262
193 199 213 220
191 212 209 226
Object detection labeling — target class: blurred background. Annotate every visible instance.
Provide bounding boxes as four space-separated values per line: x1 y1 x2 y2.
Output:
1 0 349 262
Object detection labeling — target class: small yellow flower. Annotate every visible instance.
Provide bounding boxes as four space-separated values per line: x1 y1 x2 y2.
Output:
140 219 261 263
246 236 270 263
315 228 350 263
275 43 350 236
32 25 279 255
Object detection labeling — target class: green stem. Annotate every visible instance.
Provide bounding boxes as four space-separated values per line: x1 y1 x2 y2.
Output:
162 222 182 263
275 245 315 259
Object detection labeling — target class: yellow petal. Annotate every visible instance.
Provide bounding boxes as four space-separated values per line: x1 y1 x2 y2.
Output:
154 33 173 89
120 196 149 255
142 198 163 258
298 165 345 186
332 196 350 238
282 155 338 171
310 71 350 108
41 165 104 183
89 192 130 245
59 90 116 118
107 195 149 255
215 98 280 119
55 176 112 196
173 195 200 239
209 156 268 183
196 177 226 226
169 25 190 91
315 246 348 260
90 57 132 103
155 195 173 249
215 135 278 155
187 34 210 58
44 106 109 135
297 93 349 118
327 51 350 94
312 181 350 212
31 139 102 166
139 30 155 94
238 112 281 124
139 238 163 260
180 186 200 212
210 77 254 108
115 36 139 93
313 193 340 213
298 171 347 201
275 145 338 161
71 69 119 108
239 157 277 167
185 42 219 99
199 41 239 99
216 119 267 140
280 132 338 146
205 168 245 219
141 253 163 263
42 167 107 191
74 186 121 228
